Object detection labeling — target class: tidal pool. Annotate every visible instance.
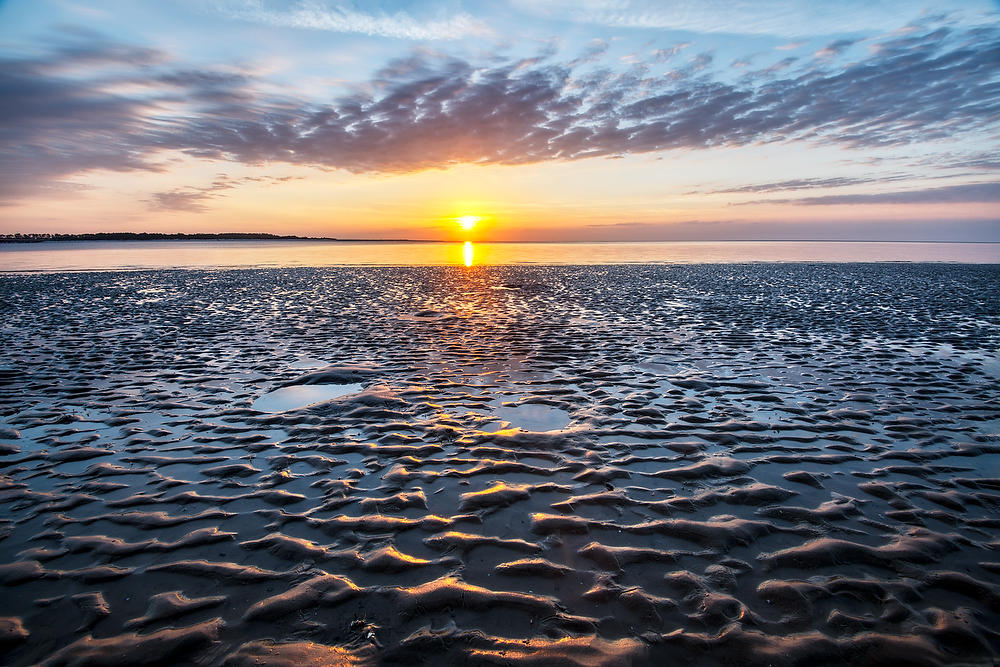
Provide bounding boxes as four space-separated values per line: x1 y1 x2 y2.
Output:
494 403 571 431
252 383 364 412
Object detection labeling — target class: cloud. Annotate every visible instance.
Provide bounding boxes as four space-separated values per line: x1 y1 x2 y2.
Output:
814 38 857 59
652 42 691 63
216 0 490 40
2 22 999 201
762 182 1000 206
569 39 610 67
0 47 165 200
158 23 999 169
150 189 215 213
696 175 911 195
508 0 998 37
149 174 301 213
585 220 665 228
913 151 1000 172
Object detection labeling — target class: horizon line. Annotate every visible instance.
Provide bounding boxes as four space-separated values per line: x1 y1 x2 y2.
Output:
3 234 999 245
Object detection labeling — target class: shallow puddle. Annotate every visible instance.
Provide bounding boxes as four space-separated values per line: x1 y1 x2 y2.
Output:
495 404 571 431
288 357 327 369
252 383 363 412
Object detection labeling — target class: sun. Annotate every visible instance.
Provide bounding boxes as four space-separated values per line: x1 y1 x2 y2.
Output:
456 215 481 231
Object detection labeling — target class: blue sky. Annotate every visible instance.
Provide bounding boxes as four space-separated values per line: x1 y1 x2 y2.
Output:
1 0 998 240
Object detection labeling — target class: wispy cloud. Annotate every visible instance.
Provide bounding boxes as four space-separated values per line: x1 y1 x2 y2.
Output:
150 189 214 213
694 175 912 195
216 0 491 40
509 0 998 37
814 38 857 59
913 151 1000 172
2 22 999 201
761 182 1000 206
149 174 300 213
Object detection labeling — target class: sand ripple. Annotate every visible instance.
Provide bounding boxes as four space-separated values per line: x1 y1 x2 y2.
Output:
0 264 998 665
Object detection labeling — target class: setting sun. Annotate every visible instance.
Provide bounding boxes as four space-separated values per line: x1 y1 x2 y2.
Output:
456 215 481 231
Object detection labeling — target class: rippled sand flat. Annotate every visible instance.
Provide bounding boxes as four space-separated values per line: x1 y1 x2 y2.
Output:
0 264 998 666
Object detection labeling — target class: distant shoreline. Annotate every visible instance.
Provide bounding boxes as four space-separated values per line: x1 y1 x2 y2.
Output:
2 234 997 245
0 233 429 244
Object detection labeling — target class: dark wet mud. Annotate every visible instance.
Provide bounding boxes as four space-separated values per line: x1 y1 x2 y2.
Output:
0 264 998 666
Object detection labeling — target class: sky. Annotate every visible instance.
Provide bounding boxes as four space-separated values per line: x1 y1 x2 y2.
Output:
0 0 998 242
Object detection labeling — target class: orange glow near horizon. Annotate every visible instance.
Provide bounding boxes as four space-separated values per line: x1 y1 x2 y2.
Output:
3 152 995 242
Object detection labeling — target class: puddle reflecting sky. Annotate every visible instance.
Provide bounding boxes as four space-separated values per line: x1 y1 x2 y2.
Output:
252 383 363 412
494 404 571 432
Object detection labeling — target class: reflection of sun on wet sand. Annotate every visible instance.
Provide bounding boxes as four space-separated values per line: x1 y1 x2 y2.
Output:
0 264 998 665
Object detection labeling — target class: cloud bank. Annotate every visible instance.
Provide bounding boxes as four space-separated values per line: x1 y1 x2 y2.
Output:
1 21 998 202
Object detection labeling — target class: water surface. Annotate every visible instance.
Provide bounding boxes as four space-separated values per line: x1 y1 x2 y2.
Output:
251 383 364 412
2 240 997 271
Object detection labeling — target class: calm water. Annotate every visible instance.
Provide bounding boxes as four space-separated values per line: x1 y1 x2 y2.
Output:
1 240 998 271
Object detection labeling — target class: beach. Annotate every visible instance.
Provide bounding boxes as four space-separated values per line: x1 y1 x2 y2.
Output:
1 263 998 665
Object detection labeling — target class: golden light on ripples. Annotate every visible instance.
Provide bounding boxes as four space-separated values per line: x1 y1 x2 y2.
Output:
463 241 474 267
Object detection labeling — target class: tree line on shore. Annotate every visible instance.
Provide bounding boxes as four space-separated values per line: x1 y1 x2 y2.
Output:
0 232 336 243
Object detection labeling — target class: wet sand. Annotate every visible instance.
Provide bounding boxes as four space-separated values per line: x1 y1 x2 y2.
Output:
0 264 998 666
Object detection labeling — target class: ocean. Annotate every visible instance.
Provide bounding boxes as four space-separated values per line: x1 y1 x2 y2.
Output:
1 239 998 272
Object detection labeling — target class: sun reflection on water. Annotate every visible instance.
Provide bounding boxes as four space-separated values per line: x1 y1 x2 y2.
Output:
463 241 474 267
